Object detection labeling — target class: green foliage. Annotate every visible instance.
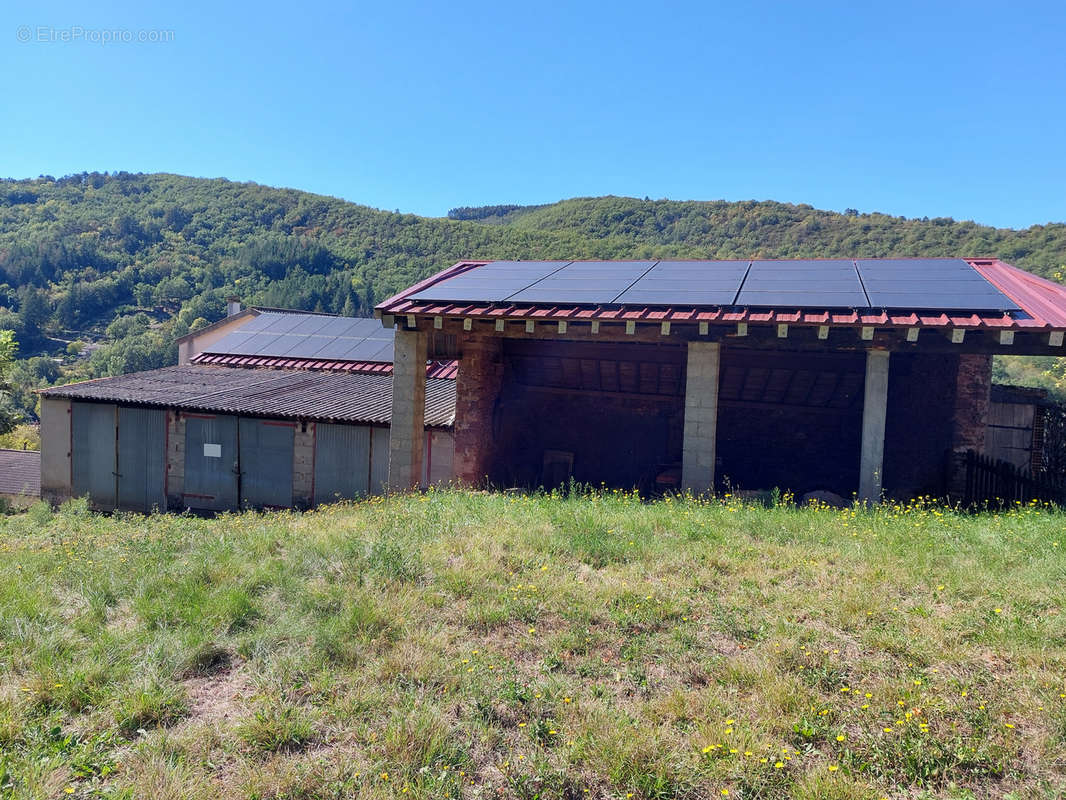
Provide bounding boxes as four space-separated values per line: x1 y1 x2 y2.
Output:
0 422 39 450
0 329 17 434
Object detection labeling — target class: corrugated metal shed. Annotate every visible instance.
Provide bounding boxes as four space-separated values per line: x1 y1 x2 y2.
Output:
377 258 1066 332
41 365 456 427
0 449 41 498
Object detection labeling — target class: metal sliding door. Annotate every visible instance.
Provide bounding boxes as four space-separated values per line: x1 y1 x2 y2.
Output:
313 423 371 504
72 402 117 511
116 407 166 512
183 414 239 511
238 418 295 509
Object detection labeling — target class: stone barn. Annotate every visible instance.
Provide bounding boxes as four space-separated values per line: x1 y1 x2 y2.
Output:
376 258 1066 502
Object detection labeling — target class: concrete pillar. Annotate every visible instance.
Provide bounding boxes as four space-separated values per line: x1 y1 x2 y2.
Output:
681 341 721 493
453 336 504 485
388 327 427 490
859 349 891 504
39 396 72 505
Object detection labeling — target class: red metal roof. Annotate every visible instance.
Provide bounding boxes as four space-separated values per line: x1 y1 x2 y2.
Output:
376 259 1066 332
189 353 459 380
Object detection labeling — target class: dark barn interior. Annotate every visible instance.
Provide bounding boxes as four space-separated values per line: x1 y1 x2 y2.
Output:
486 340 969 498
715 349 865 496
490 340 684 490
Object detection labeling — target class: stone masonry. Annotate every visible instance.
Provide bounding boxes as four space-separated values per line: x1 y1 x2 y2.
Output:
165 410 186 508
293 422 315 507
453 335 504 485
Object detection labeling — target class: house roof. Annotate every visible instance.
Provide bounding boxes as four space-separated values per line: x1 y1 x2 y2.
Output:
174 306 340 345
40 365 456 428
189 311 459 377
376 258 1066 333
0 449 40 498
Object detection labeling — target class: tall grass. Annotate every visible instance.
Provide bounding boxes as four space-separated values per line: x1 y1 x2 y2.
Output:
0 491 1063 798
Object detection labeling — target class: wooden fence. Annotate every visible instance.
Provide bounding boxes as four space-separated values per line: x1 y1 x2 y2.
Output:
960 449 1066 508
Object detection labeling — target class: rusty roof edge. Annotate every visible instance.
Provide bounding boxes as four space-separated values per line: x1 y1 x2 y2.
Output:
374 261 491 315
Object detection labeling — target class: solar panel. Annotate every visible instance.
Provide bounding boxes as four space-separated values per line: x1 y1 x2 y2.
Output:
411 261 571 302
406 258 1021 313
615 261 749 305
737 260 867 307
504 260 655 304
857 259 1019 311
203 313 397 362
245 313 306 335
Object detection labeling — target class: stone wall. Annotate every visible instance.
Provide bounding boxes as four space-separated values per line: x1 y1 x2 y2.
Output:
453 336 504 485
165 410 186 509
293 422 315 507
952 354 993 452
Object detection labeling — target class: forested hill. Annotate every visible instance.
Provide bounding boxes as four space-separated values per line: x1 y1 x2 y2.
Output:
2 171 1066 420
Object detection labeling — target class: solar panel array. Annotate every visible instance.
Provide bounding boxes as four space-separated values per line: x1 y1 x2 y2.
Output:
411 258 1020 312
204 313 395 361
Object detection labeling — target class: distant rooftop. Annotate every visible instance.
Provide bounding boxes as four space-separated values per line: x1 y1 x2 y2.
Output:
0 449 40 498
191 311 457 377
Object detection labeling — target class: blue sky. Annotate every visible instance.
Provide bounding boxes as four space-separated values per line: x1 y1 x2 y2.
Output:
1 0 1064 228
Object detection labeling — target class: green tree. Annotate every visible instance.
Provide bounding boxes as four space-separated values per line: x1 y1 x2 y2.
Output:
0 330 18 434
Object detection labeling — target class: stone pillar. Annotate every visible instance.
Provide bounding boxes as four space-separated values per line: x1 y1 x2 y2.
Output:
952 353 993 453
165 410 186 509
292 422 315 508
859 349 891 504
388 327 427 490
681 341 721 494
947 353 993 500
453 336 504 485
40 396 72 505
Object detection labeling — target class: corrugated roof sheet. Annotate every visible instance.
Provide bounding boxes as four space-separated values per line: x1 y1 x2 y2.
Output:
41 366 455 427
0 449 40 497
377 259 1066 333
188 353 459 379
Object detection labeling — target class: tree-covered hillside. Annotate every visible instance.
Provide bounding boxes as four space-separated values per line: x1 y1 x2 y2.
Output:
2 171 1066 422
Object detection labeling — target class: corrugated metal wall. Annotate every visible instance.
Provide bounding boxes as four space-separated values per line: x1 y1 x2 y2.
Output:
72 402 117 511
117 407 166 512
370 427 390 494
314 423 372 504
67 403 453 513
239 418 295 509
183 414 239 511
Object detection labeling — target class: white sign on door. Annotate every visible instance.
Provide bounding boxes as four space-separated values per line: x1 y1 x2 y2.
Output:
203 443 222 458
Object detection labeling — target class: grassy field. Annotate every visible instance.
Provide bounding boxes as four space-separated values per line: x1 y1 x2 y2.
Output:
1 491 1064 800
